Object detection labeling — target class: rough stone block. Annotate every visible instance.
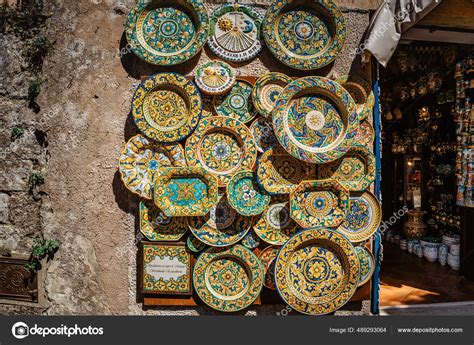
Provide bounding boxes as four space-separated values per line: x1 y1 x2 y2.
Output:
0 160 32 191
0 193 9 223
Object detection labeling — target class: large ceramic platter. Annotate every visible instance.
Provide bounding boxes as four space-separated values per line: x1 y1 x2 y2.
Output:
317 144 376 191
253 202 299 245
208 4 263 62
154 167 218 217
355 245 375 287
250 117 277 153
336 191 381 243
335 75 374 122
258 245 280 290
125 0 209 65
354 120 375 148
262 0 346 70
185 116 257 187
119 134 186 199
272 77 358 164
214 80 257 123
132 73 202 143
252 73 293 117
193 245 264 312
227 170 270 216
188 195 252 247
195 60 237 95
275 228 360 315
139 200 188 241
290 179 349 229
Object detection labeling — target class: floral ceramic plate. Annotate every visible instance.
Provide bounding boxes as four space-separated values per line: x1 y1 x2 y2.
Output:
139 200 188 241
335 75 374 122
262 0 346 70
187 234 207 253
125 0 209 65
252 73 293 117
253 202 299 245
195 60 237 95
119 134 186 199
132 73 202 143
317 144 376 191
258 245 280 290
188 195 252 247
336 191 381 243
208 4 263 62
214 80 257 123
354 120 375 148
250 117 277 153
154 167 218 217
290 179 349 229
227 170 270 216
241 229 260 249
185 116 257 187
272 77 358 164
355 245 375 287
193 245 264 312
275 228 360 315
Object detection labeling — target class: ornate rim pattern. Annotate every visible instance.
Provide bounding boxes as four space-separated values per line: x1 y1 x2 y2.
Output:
258 245 280 290
227 170 270 216
355 245 375 287
139 200 188 241
335 75 374 122
252 72 293 117
195 60 237 95
214 79 257 123
253 202 299 245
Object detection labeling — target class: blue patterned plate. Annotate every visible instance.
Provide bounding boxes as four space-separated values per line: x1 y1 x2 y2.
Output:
253 202 299 245
214 80 257 123
354 245 375 287
139 200 188 241
227 170 270 216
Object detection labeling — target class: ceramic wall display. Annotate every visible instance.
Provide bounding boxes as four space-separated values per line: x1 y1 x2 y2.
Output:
253 202 299 245
193 245 264 312
250 117 277 153
214 80 257 123
208 4 263 62
272 76 358 164
125 0 209 65
354 120 375 148
119 134 186 199
139 200 188 241
354 246 375 287
241 230 260 249
317 144 376 191
185 116 257 187
132 73 202 143
290 180 349 229
258 245 280 290
335 75 374 122
252 72 293 117
275 228 359 315
227 170 270 216
336 191 381 243
187 234 207 253
188 195 252 247
262 0 346 70
195 60 237 95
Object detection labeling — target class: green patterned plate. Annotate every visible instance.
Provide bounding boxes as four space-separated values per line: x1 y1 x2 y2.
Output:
355 245 375 287
335 75 374 122
253 202 299 245
139 200 188 241
227 170 270 216
214 80 257 123
258 245 280 290
354 120 375 148
250 117 277 153
125 0 209 65
193 245 264 312
195 60 237 95
252 72 293 117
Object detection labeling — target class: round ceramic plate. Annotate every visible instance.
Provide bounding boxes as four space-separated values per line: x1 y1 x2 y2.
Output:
335 75 374 122
193 245 264 312
119 134 186 199
250 117 277 153
272 77 358 164
227 170 270 216
252 73 293 117
185 116 257 187
253 202 299 245
132 73 202 143
336 191 381 243
188 195 252 247
275 228 360 315
258 245 280 290
354 120 375 148
262 0 346 70
355 245 375 287
139 200 188 241
241 230 260 249
125 0 209 66
195 60 237 95
187 234 207 253
214 80 257 123
208 4 263 62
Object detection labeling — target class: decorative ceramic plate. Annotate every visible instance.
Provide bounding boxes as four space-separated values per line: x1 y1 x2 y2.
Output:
355 245 375 287
336 191 381 243
188 195 252 247
354 120 375 148
290 179 349 229
241 230 260 249
119 134 186 199
250 117 277 153
252 73 293 117
185 116 257 187
257 145 317 195
125 0 209 65
195 60 237 95
193 245 264 312
227 170 270 216
253 202 299 245
132 73 202 143
214 80 257 123
272 77 358 164
262 0 346 70
275 228 360 315
317 144 376 191
139 200 188 241
187 234 207 253
154 167 218 217
335 75 374 122
258 245 280 290
208 4 263 62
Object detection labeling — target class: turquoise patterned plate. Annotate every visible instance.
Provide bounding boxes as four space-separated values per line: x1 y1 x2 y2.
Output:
262 0 346 70
252 73 293 118
195 60 237 95
250 117 277 153
187 234 207 253
241 229 260 249
253 202 299 245
335 75 374 122
355 245 375 287
125 0 209 65
139 200 188 241
214 80 257 123
227 170 270 216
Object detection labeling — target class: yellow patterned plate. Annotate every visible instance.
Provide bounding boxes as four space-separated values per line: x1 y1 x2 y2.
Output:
335 75 374 122
139 200 188 241
354 120 375 148
193 245 264 312
195 60 237 95
275 228 360 315
252 72 293 118
355 245 375 287
253 202 299 245
258 245 280 290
